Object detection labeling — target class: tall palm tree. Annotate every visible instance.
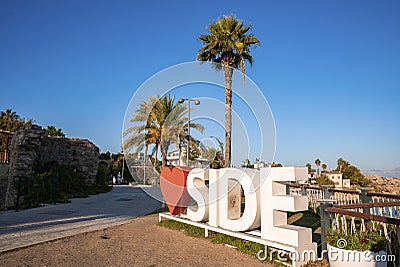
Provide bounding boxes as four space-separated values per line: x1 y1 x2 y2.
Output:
123 95 160 165
315 158 321 176
197 15 260 167
0 109 23 131
336 157 346 172
159 96 204 167
156 95 183 167
123 95 204 169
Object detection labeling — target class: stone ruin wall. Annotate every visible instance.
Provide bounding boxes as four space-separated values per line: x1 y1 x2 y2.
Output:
0 163 9 208
1 124 99 209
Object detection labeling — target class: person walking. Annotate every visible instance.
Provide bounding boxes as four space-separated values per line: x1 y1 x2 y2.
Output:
117 172 121 184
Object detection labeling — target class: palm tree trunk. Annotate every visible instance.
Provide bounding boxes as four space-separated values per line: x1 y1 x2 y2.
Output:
160 142 167 168
223 66 233 168
161 155 167 168
155 143 159 161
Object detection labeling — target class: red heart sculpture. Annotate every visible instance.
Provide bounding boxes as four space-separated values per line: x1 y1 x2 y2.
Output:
160 166 192 215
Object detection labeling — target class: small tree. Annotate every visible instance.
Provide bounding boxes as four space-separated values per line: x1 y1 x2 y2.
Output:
203 146 224 169
306 163 312 172
335 157 369 186
211 151 224 169
316 174 334 186
315 158 321 176
43 126 65 137
241 158 253 168
305 163 315 173
99 151 111 160
321 163 327 172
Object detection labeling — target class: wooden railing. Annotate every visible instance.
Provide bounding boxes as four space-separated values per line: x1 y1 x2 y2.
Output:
299 185 400 265
288 184 400 213
327 202 400 225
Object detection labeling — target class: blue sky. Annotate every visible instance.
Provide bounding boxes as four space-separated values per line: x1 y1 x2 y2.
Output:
1 0 399 171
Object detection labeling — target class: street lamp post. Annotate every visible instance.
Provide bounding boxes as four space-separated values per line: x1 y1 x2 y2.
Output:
178 98 200 167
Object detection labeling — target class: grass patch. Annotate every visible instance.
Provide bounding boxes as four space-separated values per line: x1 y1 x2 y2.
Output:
159 220 206 238
209 231 265 255
158 219 288 265
158 210 322 265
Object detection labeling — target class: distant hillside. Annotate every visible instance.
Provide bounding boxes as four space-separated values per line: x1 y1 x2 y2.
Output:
365 175 400 195
363 167 400 179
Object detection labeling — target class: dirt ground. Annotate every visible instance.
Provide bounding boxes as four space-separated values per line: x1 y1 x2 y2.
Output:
0 214 271 267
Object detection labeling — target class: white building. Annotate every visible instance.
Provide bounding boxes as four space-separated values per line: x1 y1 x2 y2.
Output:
342 179 351 188
166 149 209 168
253 158 270 169
166 150 183 166
324 171 350 188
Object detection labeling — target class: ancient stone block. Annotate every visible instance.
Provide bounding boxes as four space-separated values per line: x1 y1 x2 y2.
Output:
3 124 99 209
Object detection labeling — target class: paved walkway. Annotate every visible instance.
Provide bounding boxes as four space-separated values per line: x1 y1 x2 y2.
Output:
0 185 162 252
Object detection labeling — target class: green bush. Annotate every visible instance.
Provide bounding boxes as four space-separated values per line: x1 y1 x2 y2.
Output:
92 163 112 194
316 174 335 186
326 222 387 252
14 162 111 209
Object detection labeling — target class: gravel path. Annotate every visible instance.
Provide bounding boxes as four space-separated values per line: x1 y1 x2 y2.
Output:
0 214 272 266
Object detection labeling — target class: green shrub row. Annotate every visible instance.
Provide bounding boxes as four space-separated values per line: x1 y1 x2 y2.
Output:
14 163 112 209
